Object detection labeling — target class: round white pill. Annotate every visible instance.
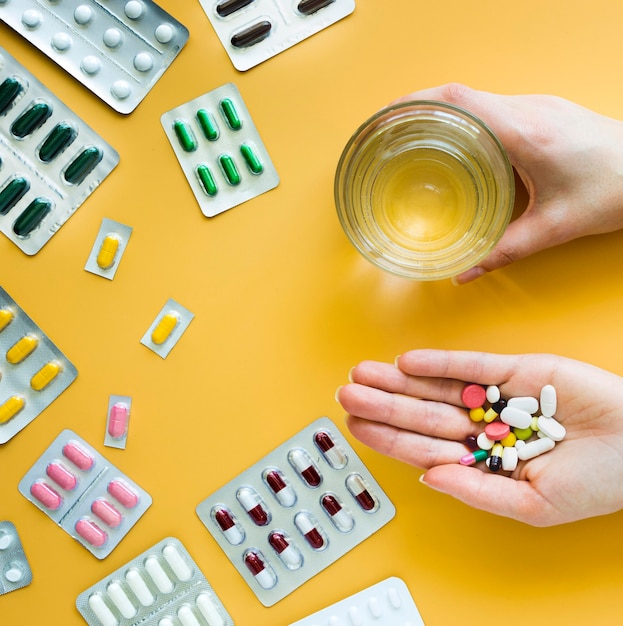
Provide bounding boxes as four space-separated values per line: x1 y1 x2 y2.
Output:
537 415 566 441
4 563 23 583
125 1 144 19
51 31 72 51
81 55 101 75
103 28 123 48
0 532 13 550
74 5 94 25
133 52 153 72
22 9 43 28
155 23 174 43
476 431 495 450
111 80 131 100
486 385 500 404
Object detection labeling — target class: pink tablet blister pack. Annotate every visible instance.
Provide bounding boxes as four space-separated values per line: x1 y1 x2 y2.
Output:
18 429 152 559
196 417 395 606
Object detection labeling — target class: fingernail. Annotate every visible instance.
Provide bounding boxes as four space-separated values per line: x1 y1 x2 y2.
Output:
335 385 343 403
394 355 401 367
419 473 444 493
452 266 485 285
347 367 355 383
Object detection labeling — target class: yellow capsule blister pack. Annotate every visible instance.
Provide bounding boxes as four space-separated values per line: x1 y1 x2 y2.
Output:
85 218 133 280
140 298 194 359
0 286 78 444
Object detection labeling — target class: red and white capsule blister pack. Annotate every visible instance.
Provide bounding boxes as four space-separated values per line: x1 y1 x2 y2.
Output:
0 521 33 596
289 577 426 626
104 395 132 449
198 0 356 71
196 417 395 606
0 0 189 114
18 429 152 559
0 286 78 444
76 537 234 626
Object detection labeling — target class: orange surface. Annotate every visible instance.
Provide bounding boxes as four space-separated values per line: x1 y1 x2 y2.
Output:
3 1 623 624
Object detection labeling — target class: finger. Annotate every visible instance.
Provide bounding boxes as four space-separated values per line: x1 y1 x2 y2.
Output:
339 384 475 440
346 416 468 468
422 464 560 526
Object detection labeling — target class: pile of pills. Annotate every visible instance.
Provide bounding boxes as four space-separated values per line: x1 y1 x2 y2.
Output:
196 417 395 606
0 521 33 596
459 383 566 472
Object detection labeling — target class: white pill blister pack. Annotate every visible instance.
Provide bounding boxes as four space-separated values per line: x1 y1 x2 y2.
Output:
289 577 426 626
0 285 78 444
196 417 396 606
76 537 234 626
0 521 33 595
0 46 119 255
161 83 279 218
198 0 356 71
0 0 189 114
18 429 152 559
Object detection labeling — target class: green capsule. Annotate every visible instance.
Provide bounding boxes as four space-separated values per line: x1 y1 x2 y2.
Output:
240 143 263 175
219 154 241 186
196 164 218 197
0 77 24 116
38 122 77 162
63 146 103 185
13 198 52 237
173 119 197 152
0 177 30 215
196 109 219 141
219 98 242 130
11 101 53 138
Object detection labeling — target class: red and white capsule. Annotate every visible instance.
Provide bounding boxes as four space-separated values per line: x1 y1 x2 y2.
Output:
268 531 303 570
345 474 378 512
288 448 322 487
263 468 296 507
236 486 270 526
212 506 245 545
244 550 276 589
321 493 354 533
314 431 347 469
294 512 327 550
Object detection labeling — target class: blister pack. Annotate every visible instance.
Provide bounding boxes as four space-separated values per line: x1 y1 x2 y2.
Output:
196 417 395 606
104 394 132 449
0 285 78 444
198 0 356 71
85 218 133 280
76 537 234 626
140 298 194 359
0 521 33 595
0 46 119 255
0 0 189 114
161 82 279 218
289 577 426 625
18 429 152 559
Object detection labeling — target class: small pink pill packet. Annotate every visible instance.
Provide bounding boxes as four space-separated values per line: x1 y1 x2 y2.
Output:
76 537 234 626
18 429 152 559
196 417 396 606
104 394 132 450
0 521 33 595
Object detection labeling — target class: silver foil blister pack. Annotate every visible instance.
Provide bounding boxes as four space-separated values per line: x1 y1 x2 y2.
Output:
196 417 395 606
0 521 33 595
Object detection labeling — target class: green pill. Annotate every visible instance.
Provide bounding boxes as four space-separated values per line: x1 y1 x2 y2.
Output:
196 164 218 197
196 109 219 141
63 146 103 185
0 77 24 116
39 122 77 162
11 101 53 138
219 154 241 186
240 143 263 175
0 177 30 216
13 197 52 237
173 119 197 152
219 98 242 130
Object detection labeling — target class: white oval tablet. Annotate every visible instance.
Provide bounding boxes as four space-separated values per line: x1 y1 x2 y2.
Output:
540 384 557 417
537 415 566 441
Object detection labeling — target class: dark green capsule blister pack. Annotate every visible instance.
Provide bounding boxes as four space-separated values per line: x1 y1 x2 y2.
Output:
0 46 119 255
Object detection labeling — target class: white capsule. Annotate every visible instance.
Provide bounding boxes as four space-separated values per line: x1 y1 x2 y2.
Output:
507 396 539 414
387 585 402 609
517 437 555 460
348 606 364 625
476 431 495 450
486 385 501 403
537 415 566 441
159 620 175 626
163 544 193 581
500 406 533 429
107 582 137 619
88 594 119 626
514 439 526 450
196 593 225 626
540 385 557 417
145 556 173 594
125 569 154 606
502 446 518 471
178 605 200 626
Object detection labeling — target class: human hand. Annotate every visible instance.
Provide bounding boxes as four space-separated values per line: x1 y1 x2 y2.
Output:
337 349 623 526
392 84 623 283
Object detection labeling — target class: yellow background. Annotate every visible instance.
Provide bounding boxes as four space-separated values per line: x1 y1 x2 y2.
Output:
3 1 623 624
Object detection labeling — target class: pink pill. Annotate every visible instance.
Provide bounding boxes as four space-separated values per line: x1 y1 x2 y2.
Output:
461 384 486 409
108 402 129 438
62 441 94 471
75 519 108 547
107 479 139 508
91 498 123 528
46 461 77 491
484 421 511 441
30 481 63 510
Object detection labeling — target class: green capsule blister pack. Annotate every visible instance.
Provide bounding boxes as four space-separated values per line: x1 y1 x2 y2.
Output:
161 83 279 218
0 46 119 255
